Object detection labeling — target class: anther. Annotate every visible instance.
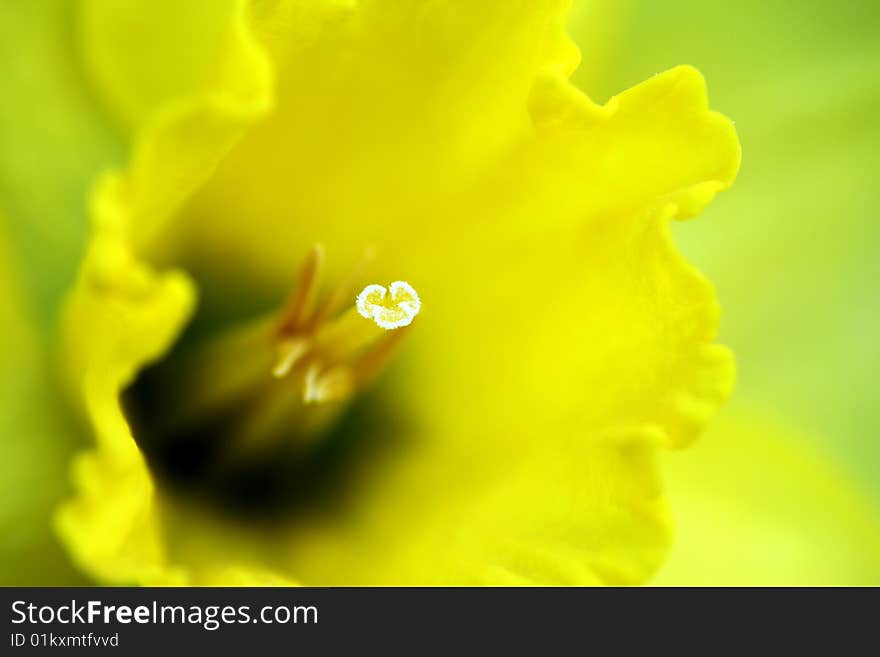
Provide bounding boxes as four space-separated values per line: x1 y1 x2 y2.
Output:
272 338 309 379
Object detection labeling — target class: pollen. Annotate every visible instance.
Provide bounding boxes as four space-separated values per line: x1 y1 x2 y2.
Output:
356 281 421 329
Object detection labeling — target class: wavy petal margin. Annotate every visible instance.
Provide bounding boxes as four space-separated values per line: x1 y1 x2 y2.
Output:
57 1 739 585
56 0 281 584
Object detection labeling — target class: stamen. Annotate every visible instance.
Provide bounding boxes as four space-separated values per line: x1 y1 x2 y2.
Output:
265 257 420 421
308 248 375 330
349 323 411 387
303 365 351 404
272 338 309 379
302 362 323 403
356 281 421 329
145 246 420 460
277 244 324 334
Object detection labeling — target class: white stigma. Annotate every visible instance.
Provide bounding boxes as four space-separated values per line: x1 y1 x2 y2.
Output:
356 281 421 330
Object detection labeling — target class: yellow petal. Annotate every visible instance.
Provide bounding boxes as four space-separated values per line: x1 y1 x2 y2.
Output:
55 452 184 585
59 9 268 580
59 2 739 586
57 450 296 585
80 0 273 248
329 66 740 580
55 223 196 583
159 0 585 285
276 434 672 585
82 0 265 131
571 0 880 504
653 412 880 585
406 66 738 454
91 403 670 585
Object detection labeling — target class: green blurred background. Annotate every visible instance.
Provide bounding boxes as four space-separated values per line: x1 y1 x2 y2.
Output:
572 0 880 582
1 0 878 584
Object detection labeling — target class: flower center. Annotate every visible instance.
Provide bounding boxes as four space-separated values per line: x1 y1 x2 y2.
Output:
122 246 419 517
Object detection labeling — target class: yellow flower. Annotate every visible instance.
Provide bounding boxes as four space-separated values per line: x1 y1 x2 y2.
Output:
6 0 740 585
